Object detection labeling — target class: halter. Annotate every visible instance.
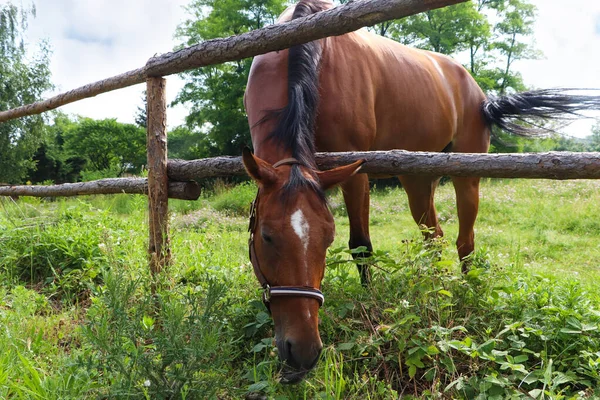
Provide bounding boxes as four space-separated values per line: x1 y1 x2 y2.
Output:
248 158 325 312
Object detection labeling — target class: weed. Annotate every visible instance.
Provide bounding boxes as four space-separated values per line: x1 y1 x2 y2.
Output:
208 181 257 216
1 180 600 398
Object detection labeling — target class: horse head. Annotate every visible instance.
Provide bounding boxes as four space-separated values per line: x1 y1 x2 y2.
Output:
243 148 363 383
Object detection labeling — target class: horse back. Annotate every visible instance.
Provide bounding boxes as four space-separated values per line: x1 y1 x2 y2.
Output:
315 30 488 153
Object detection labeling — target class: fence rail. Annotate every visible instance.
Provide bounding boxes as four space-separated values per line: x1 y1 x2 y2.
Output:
0 0 466 123
167 150 600 181
0 0 596 276
3 150 600 199
0 178 200 199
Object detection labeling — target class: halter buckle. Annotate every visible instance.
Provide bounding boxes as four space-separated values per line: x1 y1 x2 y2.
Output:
263 284 271 303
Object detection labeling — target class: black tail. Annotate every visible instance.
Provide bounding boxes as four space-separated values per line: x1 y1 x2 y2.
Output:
268 1 329 168
481 89 600 136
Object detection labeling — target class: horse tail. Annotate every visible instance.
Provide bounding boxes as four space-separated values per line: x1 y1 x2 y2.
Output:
269 1 326 168
480 89 600 136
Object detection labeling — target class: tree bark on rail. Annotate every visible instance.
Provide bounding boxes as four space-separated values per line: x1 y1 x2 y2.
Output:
0 179 200 199
144 0 466 77
5 151 599 200
0 0 466 123
147 77 170 276
168 151 600 180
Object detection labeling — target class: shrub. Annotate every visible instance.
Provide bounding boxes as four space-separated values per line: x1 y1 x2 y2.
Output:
208 181 257 216
0 205 135 303
79 269 240 398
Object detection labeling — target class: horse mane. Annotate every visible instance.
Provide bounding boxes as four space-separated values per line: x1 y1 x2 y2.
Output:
267 0 330 199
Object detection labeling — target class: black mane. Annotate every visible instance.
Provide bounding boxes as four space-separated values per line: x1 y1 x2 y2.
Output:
267 1 329 196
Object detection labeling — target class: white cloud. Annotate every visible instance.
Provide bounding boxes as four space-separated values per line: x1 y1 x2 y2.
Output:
17 0 190 128
4 0 600 136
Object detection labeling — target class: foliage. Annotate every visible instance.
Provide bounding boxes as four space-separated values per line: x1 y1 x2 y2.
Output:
27 113 86 184
391 3 487 56
62 117 147 177
207 180 257 216
339 0 537 95
134 90 147 129
0 284 93 399
173 0 287 158
314 243 600 399
27 114 149 182
2 180 600 398
79 270 236 399
589 123 600 152
492 0 540 94
0 2 53 183
490 132 592 153
168 125 207 160
0 199 141 303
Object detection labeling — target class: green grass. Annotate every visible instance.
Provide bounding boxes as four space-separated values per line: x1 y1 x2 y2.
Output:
1 179 600 399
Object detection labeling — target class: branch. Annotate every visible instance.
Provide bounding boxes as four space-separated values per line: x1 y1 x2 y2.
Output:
0 178 201 200
0 0 467 123
168 151 600 180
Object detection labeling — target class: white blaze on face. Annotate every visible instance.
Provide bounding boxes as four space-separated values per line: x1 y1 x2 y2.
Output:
291 209 310 252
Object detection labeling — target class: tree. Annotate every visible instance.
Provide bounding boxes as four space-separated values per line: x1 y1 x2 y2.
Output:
174 0 541 158
174 0 287 158
27 113 86 183
339 0 539 95
63 118 146 177
0 2 53 183
168 126 207 160
492 0 539 94
390 3 488 55
135 91 147 129
589 123 600 152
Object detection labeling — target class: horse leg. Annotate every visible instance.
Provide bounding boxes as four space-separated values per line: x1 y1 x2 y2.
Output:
341 173 372 286
451 176 480 273
399 175 444 241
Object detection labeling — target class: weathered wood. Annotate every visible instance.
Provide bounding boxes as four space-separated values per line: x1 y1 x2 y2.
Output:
4 151 600 199
0 68 146 123
147 77 170 276
144 0 466 77
0 178 201 199
168 151 600 180
169 157 247 180
0 0 466 123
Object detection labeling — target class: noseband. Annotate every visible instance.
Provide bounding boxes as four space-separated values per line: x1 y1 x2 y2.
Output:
248 158 325 312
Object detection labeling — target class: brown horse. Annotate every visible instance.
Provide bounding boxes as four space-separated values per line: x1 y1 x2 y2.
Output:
243 0 599 382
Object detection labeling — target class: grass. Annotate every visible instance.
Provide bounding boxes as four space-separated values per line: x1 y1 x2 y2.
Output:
0 178 600 399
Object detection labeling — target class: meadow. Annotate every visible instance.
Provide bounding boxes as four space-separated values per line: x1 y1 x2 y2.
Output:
1 178 600 399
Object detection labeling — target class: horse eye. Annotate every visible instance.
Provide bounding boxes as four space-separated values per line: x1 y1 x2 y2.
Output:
261 231 273 244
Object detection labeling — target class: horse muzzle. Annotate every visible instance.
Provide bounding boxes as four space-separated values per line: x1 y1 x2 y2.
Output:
276 336 323 384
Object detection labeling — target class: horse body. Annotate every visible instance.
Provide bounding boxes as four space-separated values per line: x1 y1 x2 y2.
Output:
243 0 599 381
246 1 490 278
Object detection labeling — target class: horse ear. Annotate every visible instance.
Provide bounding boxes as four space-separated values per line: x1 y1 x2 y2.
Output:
317 160 365 190
242 147 278 184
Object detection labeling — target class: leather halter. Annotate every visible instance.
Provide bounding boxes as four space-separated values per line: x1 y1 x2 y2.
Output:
248 158 325 312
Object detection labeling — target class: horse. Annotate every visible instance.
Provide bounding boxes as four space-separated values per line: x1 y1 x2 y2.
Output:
243 0 599 382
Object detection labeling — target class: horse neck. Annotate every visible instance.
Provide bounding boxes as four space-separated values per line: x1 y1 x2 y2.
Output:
253 137 295 166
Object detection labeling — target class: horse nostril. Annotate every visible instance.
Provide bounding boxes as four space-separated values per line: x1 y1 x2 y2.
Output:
285 339 293 357
281 338 322 371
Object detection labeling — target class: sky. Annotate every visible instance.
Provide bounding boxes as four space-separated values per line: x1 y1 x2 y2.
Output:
7 0 600 137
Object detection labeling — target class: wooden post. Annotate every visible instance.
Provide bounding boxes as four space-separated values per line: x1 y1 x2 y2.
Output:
146 77 170 276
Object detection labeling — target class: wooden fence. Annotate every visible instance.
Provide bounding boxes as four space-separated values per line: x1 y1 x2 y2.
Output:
1 0 599 276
